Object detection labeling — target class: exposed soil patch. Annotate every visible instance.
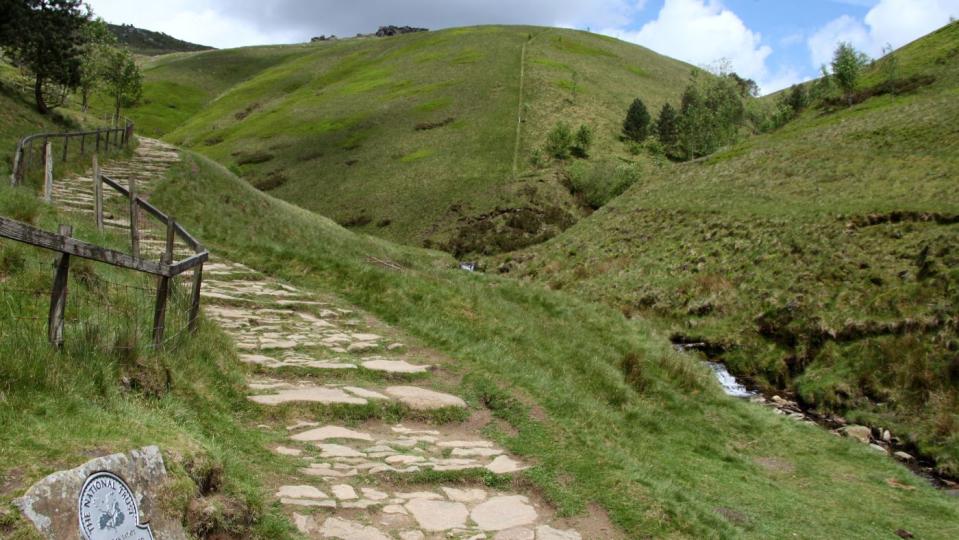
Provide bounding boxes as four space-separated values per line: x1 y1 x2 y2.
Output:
234 102 261 121
439 205 576 257
234 151 274 166
845 210 959 229
820 75 936 111
415 117 454 131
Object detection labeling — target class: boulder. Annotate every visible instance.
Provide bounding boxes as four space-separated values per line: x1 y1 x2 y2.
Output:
841 425 873 444
14 446 187 540
894 451 915 462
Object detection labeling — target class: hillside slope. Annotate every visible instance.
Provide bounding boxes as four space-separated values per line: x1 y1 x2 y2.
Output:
150 149 959 538
500 21 959 472
107 23 213 56
127 26 695 249
1 76 957 537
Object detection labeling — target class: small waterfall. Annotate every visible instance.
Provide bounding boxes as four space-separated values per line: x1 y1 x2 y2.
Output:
705 361 755 398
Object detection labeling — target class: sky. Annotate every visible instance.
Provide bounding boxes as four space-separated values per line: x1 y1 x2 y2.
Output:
86 0 959 94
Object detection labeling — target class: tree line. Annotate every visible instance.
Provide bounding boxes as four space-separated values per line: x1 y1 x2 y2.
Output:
622 41 876 161
0 0 142 121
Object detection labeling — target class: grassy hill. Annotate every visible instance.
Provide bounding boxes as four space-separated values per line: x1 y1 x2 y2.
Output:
107 23 213 56
1 90 958 538
125 25 695 251
147 149 959 538
498 21 959 473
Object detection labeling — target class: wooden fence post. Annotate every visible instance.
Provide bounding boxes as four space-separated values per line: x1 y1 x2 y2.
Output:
48 224 72 349
10 145 21 187
188 260 203 334
95 129 101 153
23 141 33 178
43 141 53 203
129 176 140 257
93 154 103 232
61 136 69 162
152 217 175 348
80 133 85 155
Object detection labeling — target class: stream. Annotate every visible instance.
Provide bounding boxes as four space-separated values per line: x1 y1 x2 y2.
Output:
672 339 959 493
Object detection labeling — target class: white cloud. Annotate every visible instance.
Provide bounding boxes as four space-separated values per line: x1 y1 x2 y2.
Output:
809 0 959 68
87 0 298 48
87 0 650 48
600 0 798 94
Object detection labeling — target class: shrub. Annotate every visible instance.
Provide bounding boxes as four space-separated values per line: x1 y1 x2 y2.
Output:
545 121 573 159
622 98 650 142
571 124 593 158
528 148 547 168
567 160 641 209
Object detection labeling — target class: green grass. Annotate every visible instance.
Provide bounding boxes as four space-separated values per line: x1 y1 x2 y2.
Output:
142 150 959 538
498 21 959 474
122 26 694 249
0 183 297 539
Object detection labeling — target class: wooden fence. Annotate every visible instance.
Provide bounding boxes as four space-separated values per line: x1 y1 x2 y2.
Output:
9 116 134 188
2 123 208 349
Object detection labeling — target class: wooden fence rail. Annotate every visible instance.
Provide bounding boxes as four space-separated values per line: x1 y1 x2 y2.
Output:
2 121 208 349
9 116 134 187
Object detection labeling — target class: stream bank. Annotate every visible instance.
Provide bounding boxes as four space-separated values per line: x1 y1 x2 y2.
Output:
672 338 959 493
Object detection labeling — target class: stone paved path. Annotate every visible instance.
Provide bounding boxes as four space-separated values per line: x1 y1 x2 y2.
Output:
53 138 585 539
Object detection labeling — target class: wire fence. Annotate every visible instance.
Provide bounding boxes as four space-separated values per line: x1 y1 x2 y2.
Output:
0 246 197 356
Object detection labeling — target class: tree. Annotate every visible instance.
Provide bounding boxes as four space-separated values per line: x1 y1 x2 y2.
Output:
831 42 869 105
77 18 116 112
786 84 808 113
545 121 573 159
1 0 91 113
100 46 142 124
572 124 593 158
676 71 745 160
655 103 679 150
878 43 899 84
622 98 651 142
810 64 833 101
727 72 759 98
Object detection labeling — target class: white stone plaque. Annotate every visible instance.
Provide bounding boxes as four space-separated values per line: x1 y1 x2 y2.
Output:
77 472 154 540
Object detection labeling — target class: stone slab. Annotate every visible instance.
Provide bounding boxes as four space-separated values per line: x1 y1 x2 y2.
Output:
14 446 187 540
385 386 467 410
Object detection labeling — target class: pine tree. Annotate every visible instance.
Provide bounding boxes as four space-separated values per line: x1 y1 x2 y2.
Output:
655 103 679 149
622 98 651 142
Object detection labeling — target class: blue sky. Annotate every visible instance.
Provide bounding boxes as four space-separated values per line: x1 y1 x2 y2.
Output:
89 0 959 94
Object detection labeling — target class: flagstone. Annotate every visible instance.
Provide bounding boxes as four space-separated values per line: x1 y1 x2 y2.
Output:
385 386 467 410
291 425 373 442
471 496 538 531
405 498 469 531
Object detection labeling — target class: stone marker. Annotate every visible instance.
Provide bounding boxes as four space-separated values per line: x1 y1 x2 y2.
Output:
15 446 186 540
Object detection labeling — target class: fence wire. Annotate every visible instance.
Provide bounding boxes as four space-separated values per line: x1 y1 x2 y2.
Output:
0 236 197 356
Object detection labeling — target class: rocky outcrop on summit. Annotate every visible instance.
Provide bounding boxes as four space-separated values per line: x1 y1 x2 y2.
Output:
376 25 428 37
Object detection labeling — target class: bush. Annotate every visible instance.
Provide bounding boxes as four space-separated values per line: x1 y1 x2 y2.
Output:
567 160 641 209
528 148 547 169
623 98 650 142
571 124 593 158
545 121 573 159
